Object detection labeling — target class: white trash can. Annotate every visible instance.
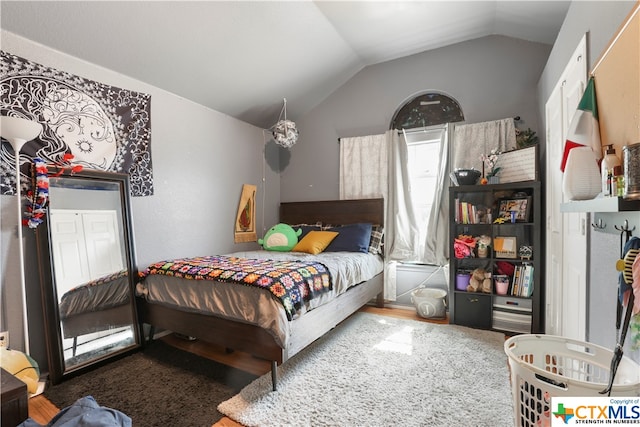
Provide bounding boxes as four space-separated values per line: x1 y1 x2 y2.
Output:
410 288 447 319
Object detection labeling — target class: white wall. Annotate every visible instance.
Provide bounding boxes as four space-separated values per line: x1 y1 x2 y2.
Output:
394 264 448 308
0 31 281 367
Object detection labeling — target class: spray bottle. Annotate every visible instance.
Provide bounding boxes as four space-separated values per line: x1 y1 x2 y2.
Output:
601 144 621 196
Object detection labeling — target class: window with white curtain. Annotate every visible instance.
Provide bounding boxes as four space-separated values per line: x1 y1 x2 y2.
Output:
403 127 446 262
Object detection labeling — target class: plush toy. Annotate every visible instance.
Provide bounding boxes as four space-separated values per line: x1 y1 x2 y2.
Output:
0 347 40 394
454 235 476 259
467 268 492 293
258 223 302 251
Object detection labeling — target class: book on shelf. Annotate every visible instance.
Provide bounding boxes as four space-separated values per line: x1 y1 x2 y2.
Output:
510 264 534 297
456 200 478 224
455 198 459 223
521 264 534 297
511 265 521 296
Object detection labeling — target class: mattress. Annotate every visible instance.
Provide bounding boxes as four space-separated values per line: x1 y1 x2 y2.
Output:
137 250 383 348
59 271 130 319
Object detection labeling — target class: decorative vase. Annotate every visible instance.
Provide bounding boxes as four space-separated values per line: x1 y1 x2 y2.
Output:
562 146 601 200
488 176 500 184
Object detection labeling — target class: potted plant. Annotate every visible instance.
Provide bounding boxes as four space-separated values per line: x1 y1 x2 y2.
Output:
480 148 501 184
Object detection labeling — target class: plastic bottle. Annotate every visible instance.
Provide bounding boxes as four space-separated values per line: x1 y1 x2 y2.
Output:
614 165 625 197
601 144 621 196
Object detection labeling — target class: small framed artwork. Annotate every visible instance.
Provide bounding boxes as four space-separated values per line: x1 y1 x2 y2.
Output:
494 236 517 259
498 197 531 222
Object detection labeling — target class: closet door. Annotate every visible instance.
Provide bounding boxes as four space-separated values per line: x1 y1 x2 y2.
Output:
49 210 92 296
561 57 588 342
49 209 123 296
545 85 564 335
544 35 588 340
81 211 124 279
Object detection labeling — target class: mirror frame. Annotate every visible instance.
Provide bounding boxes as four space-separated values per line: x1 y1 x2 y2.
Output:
36 168 141 384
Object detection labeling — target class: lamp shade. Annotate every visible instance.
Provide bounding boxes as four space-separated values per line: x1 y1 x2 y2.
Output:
1 116 42 151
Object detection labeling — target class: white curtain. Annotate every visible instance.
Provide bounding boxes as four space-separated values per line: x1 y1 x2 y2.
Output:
420 125 450 266
386 130 419 261
339 134 387 200
340 131 397 300
340 128 452 299
451 118 516 171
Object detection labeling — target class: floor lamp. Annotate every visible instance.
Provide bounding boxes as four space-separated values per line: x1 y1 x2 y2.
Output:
1 116 43 354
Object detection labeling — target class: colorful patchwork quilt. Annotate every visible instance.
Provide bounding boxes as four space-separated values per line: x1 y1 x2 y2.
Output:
139 256 332 320
65 270 128 294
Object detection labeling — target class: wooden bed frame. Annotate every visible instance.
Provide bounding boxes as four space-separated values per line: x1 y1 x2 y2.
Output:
137 198 384 390
62 303 134 356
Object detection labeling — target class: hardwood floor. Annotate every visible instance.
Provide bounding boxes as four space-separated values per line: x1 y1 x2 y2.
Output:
27 305 448 426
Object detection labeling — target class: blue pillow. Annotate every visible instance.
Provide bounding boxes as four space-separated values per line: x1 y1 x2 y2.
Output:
293 224 322 240
324 223 373 253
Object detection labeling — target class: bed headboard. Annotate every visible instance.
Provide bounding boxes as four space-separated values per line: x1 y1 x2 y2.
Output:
279 198 384 226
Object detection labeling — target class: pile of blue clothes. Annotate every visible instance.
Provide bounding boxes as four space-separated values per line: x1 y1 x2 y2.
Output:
19 396 131 427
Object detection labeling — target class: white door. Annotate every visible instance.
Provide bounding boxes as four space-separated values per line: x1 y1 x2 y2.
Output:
49 209 123 296
49 211 92 296
561 63 588 341
81 211 124 278
545 35 588 340
545 85 564 335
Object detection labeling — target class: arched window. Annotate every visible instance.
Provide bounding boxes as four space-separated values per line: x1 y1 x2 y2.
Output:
390 92 464 264
391 92 464 130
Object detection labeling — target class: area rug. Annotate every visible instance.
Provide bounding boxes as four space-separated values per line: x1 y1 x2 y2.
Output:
44 340 257 427
218 312 515 427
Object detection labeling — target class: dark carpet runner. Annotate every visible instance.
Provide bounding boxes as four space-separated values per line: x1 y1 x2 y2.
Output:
44 340 257 427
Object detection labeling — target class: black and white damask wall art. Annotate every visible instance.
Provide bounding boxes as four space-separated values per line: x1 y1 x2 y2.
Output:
0 50 153 196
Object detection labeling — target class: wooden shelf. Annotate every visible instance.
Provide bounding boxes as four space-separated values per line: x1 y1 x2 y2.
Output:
449 181 542 334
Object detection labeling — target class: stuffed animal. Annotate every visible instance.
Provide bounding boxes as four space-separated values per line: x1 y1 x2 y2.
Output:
0 347 40 394
467 268 492 293
258 223 302 251
454 235 476 259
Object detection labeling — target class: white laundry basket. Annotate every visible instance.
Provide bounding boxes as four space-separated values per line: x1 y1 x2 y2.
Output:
410 288 447 319
504 334 640 427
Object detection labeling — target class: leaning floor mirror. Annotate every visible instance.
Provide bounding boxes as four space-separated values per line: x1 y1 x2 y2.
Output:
36 168 141 383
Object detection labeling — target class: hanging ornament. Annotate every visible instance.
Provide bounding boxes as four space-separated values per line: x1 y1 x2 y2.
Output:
271 98 298 148
272 119 298 148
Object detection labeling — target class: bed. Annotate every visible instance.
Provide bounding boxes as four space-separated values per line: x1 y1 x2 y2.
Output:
58 270 133 356
136 198 385 390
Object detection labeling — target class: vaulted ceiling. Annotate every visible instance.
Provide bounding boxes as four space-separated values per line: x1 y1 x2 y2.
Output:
1 1 571 129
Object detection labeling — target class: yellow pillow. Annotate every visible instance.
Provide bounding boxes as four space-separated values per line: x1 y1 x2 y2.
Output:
292 231 339 255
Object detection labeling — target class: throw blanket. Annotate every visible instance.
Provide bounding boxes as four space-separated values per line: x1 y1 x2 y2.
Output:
65 270 128 294
140 256 332 320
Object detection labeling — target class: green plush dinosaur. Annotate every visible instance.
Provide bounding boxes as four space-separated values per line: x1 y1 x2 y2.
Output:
258 223 302 251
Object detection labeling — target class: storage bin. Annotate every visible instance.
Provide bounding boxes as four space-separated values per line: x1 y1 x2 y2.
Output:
504 334 640 427
411 288 447 319
455 273 470 291
454 293 492 328
494 274 509 295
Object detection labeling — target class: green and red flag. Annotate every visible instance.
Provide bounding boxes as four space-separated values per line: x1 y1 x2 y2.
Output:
560 77 601 172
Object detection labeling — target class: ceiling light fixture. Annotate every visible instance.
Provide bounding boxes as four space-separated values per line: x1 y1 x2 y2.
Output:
270 98 298 149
